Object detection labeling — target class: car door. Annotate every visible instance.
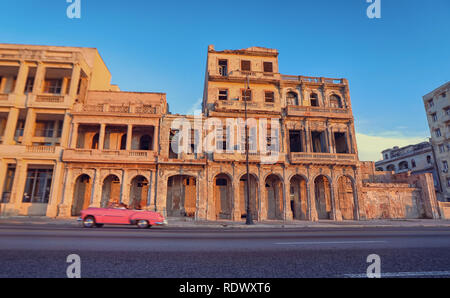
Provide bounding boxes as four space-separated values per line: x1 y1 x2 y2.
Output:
100 208 129 224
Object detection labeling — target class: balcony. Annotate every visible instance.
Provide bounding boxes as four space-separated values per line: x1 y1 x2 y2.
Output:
73 103 162 116
35 94 65 103
62 148 158 164
281 75 346 85
0 144 61 159
290 152 357 164
286 105 351 119
159 152 207 165
214 100 281 114
213 151 285 163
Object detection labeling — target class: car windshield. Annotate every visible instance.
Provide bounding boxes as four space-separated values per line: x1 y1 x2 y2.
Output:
106 202 142 210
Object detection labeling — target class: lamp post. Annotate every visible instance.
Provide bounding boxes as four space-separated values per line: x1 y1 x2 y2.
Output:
244 75 254 225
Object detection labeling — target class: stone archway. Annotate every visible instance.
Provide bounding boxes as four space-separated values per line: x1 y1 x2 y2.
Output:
71 174 92 216
239 173 259 220
314 175 332 219
290 175 308 220
101 174 121 208
265 174 283 220
166 175 197 217
129 175 149 210
337 176 356 220
213 173 232 220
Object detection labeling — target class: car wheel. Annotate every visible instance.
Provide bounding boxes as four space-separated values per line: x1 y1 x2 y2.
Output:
83 216 96 228
137 220 149 229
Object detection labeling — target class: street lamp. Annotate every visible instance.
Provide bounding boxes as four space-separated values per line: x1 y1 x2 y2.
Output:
244 75 254 225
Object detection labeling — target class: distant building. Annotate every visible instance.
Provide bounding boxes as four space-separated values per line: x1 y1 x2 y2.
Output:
375 141 441 196
423 82 450 202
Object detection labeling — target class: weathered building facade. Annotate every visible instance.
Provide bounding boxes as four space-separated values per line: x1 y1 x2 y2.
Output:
0 44 444 221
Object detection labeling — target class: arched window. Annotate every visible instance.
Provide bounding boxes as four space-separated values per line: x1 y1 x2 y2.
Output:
286 91 298 105
387 164 396 172
376 167 384 172
310 93 319 107
399 161 409 170
329 94 343 108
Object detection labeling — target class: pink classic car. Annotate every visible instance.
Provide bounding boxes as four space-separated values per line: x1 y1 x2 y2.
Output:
79 207 168 229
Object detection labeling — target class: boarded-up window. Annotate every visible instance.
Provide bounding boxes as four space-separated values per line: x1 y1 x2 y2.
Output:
265 91 274 103
263 62 273 73
241 60 251 71
241 89 252 101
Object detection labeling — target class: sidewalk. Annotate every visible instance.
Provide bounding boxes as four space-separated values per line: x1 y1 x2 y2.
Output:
1 216 450 229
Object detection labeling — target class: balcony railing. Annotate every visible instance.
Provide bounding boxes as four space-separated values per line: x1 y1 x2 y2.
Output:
290 152 357 162
63 148 157 163
75 104 160 115
36 95 64 103
286 105 351 118
281 75 345 85
215 100 280 113
26 145 56 153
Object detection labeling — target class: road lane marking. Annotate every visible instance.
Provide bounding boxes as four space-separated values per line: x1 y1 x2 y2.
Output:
344 271 450 278
275 240 387 245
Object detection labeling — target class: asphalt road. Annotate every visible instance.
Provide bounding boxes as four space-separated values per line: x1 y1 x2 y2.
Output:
1 224 450 278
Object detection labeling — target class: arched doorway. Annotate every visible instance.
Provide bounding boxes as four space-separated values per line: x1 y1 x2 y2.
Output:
239 174 259 220
290 175 308 220
337 176 356 220
101 175 121 208
265 174 283 220
91 133 99 149
71 174 92 216
129 175 149 210
166 175 197 217
214 174 232 220
314 175 332 219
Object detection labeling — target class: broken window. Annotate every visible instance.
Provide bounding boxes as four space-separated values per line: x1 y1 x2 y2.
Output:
311 131 327 153
289 130 303 153
263 62 273 73
265 91 274 103
241 60 251 71
169 129 179 158
218 89 228 100
334 132 349 154
241 89 252 101
218 60 228 76
329 94 343 108
287 92 298 105
43 79 62 94
310 93 319 107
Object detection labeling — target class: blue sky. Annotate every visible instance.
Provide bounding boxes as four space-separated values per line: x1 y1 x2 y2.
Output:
1 0 449 160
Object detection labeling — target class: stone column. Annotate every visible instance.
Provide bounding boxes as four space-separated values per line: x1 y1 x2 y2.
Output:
69 122 79 148
60 113 72 147
0 76 7 93
13 61 29 95
126 124 133 151
32 62 46 95
153 125 159 152
283 176 293 221
328 126 335 153
304 121 311 153
22 108 36 145
258 173 266 220
68 64 81 99
120 170 129 205
307 180 318 221
99 123 106 150
155 174 168 217
46 162 63 218
3 108 19 145
10 160 27 212
0 161 7 202
91 169 103 208
232 176 241 221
